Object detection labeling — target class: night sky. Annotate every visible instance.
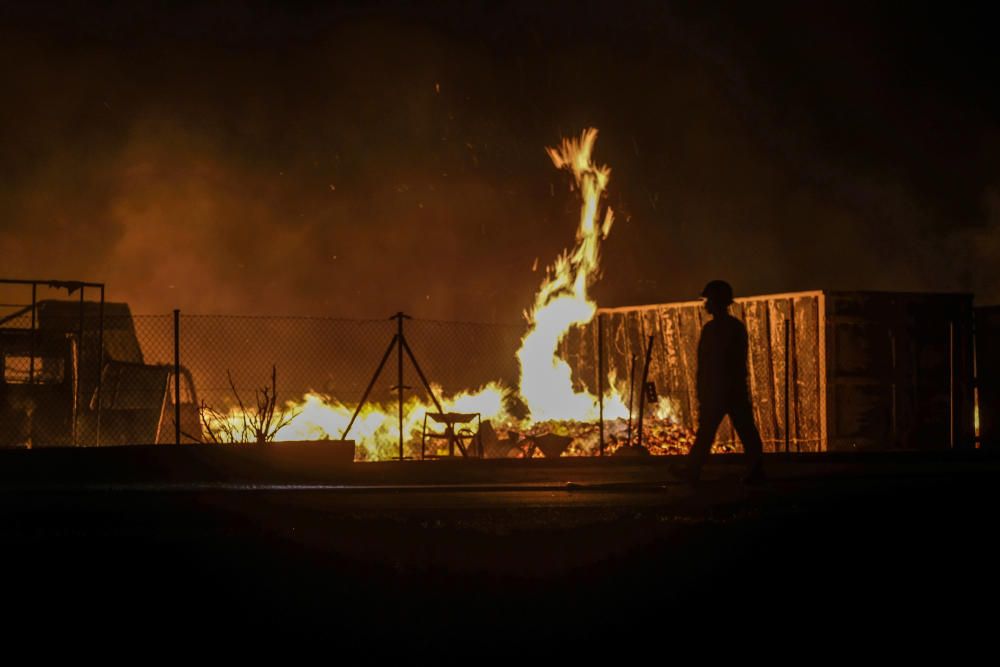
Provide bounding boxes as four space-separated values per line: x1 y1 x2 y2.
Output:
1 1 997 320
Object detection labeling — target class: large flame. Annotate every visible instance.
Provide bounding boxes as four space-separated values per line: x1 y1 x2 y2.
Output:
203 127 656 458
516 128 627 422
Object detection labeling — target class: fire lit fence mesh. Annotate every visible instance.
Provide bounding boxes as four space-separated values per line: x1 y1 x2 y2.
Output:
136 315 525 447
2 302 821 454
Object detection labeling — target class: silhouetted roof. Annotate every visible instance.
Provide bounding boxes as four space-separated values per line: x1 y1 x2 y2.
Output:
36 300 143 363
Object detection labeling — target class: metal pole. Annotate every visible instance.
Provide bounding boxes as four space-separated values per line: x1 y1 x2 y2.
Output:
75 286 84 446
890 330 897 444
29 282 36 384
950 320 955 449
174 309 181 446
341 335 398 440
784 318 790 454
400 336 444 414
393 312 407 461
626 354 637 447
598 313 605 456
973 324 980 447
95 285 105 446
636 335 655 450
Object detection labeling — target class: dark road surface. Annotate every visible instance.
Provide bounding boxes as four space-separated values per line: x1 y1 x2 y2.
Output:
2 449 998 645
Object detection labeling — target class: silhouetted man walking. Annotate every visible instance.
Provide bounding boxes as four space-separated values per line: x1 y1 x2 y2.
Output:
673 280 766 484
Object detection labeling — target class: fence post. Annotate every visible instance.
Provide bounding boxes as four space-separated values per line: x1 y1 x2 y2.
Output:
174 309 181 446
75 286 84 446
626 354 637 447
784 317 790 454
95 285 105 446
394 312 406 461
29 283 36 385
890 329 897 445
598 313 605 456
636 335 654 451
950 320 955 449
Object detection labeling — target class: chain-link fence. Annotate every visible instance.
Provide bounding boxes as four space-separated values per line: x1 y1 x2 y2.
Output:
2 290 825 457
1 296 526 458
132 314 524 457
6 285 983 458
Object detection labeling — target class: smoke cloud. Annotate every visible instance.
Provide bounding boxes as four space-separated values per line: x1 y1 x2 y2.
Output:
2 1 998 319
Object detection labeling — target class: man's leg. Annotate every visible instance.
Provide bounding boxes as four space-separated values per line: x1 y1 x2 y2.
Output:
729 395 765 478
684 404 725 479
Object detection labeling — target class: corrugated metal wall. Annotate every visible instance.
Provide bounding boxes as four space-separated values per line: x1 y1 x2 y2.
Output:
562 292 825 452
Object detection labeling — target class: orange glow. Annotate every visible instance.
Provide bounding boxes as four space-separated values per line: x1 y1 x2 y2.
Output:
204 128 679 458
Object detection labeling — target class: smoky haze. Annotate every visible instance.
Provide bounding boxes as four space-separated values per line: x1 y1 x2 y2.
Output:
1 1 998 320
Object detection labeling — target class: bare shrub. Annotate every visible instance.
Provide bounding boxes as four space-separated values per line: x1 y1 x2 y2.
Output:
198 365 298 444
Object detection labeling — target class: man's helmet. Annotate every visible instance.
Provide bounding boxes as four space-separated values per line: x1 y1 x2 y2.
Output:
701 280 734 304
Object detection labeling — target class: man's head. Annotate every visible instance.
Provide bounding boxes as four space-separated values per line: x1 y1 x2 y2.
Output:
701 280 734 316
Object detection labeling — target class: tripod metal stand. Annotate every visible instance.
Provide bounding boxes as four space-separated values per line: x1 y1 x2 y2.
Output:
341 312 443 460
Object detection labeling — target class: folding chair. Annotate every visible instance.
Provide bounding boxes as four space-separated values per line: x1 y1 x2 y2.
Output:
421 412 482 459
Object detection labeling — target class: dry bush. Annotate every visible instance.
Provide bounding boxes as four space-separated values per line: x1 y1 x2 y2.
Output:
197 365 298 444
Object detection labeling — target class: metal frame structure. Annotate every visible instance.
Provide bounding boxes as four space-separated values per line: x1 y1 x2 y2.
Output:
421 411 482 459
0 278 106 446
340 312 445 460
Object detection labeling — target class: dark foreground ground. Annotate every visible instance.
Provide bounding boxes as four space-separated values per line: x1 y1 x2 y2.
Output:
1 446 997 647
